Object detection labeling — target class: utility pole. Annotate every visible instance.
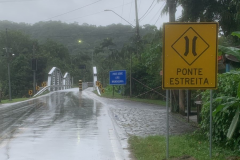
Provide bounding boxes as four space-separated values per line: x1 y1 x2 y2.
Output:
104 2 140 98
32 45 36 94
130 51 132 97
4 29 12 101
32 45 37 95
134 0 140 59
135 0 140 39
129 0 140 97
168 0 176 22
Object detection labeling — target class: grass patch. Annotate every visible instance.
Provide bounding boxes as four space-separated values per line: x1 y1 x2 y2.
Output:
99 90 125 99
129 133 240 160
94 88 166 106
126 97 166 106
0 97 30 104
0 90 51 104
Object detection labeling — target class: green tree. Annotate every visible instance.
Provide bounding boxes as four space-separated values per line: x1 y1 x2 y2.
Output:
0 30 35 98
0 30 74 98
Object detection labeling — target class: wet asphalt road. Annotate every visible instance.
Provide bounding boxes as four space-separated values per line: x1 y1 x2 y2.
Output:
0 87 196 160
0 88 124 160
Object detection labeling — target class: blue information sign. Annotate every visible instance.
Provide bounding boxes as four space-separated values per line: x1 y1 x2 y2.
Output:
109 70 126 85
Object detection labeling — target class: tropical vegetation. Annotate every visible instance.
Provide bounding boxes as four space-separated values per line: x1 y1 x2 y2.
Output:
0 0 239 157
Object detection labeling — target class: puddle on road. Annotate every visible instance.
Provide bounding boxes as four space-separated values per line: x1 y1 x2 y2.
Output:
0 91 103 142
0 90 117 160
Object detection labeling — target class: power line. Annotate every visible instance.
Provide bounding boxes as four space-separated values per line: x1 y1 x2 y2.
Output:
149 2 165 24
121 0 125 23
35 31 136 38
64 1 133 22
0 0 39 3
108 1 133 10
154 2 166 25
64 11 104 22
46 0 102 20
128 0 134 20
138 0 142 10
149 6 162 23
139 0 156 20
141 1 158 22
154 13 162 25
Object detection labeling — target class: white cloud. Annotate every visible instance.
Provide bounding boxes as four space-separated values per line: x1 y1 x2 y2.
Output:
0 0 180 28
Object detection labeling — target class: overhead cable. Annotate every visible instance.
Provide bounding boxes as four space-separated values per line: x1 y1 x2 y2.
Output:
0 0 38 3
128 0 134 20
46 0 102 20
64 1 133 22
139 0 156 20
154 2 166 25
140 1 158 22
121 0 125 23
36 31 136 38
148 1 165 24
64 11 104 22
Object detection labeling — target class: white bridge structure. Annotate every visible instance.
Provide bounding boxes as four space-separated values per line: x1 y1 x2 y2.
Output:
33 67 72 97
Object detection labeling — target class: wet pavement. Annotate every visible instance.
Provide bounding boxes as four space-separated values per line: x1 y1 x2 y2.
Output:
82 88 197 159
0 88 197 160
108 100 197 137
0 89 124 160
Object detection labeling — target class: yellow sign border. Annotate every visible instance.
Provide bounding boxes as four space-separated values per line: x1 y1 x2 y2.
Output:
28 90 33 96
162 22 218 90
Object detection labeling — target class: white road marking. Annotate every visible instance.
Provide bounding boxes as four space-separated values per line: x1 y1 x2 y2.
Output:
109 129 125 160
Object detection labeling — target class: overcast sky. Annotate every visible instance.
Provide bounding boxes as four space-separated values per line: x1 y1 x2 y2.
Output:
0 0 182 28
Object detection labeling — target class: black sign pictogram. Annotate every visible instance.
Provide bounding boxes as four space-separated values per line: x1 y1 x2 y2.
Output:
171 27 210 66
183 36 198 56
29 90 33 96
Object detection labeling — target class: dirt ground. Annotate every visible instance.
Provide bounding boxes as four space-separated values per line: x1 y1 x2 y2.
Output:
163 155 240 160
226 156 240 160
163 155 196 160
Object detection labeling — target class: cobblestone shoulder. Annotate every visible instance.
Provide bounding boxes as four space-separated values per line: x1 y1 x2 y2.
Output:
109 100 197 137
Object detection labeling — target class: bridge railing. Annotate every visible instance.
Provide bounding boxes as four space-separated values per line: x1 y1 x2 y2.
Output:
33 67 97 97
33 67 72 97
33 85 72 97
82 82 88 91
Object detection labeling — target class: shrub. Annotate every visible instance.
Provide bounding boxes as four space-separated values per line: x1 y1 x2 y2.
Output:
200 71 240 150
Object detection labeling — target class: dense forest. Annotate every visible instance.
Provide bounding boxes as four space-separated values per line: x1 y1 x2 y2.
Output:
0 0 238 101
0 0 239 152
0 20 159 98
0 20 155 51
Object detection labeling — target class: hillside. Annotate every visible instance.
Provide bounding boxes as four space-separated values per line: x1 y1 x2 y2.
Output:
0 20 156 54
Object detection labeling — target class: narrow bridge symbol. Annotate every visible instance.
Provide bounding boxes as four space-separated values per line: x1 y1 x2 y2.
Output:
171 27 209 66
184 36 198 57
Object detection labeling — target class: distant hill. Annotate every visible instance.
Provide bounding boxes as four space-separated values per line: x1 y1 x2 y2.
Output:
0 20 156 54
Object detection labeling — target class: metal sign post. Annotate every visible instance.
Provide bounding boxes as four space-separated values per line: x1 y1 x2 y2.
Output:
187 90 189 122
113 85 114 97
166 89 169 159
210 90 213 158
162 23 218 159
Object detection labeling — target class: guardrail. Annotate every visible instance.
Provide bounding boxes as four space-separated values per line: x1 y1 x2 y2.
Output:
33 67 72 97
0 99 42 138
33 67 96 97
0 92 65 138
33 85 72 97
82 82 88 91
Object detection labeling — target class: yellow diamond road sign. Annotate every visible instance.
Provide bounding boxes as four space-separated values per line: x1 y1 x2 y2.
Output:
163 23 218 89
